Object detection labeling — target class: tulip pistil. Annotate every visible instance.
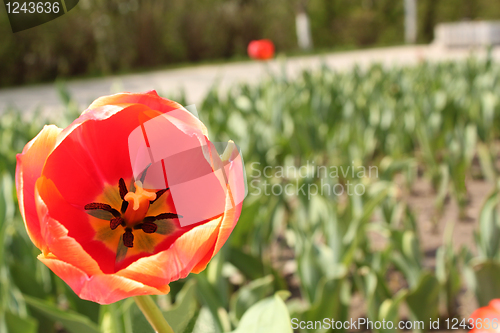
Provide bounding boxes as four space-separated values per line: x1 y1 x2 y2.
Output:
123 181 157 224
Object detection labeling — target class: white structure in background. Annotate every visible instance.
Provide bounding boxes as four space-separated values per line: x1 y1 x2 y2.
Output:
296 11 313 50
434 21 500 47
404 0 417 44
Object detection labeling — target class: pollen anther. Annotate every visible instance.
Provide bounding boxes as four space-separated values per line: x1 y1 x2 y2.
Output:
141 221 158 233
123 228 134 248
110 217 124 230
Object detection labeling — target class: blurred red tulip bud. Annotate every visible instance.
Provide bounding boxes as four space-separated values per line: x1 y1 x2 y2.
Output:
247 39 275 60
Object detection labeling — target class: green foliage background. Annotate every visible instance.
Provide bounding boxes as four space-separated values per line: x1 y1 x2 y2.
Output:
3 0 500 87
3 56 500 332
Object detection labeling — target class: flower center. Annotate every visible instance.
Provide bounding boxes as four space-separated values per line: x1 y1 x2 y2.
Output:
84 178 180 250
123 181 156 225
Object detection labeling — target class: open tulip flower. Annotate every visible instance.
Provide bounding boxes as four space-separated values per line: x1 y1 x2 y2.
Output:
15 90 246 307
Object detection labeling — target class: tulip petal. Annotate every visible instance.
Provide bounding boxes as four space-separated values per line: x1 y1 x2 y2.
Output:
116 217 221 289
208 145 246 259
469 300 500 333
42 105 153 207
38 102 224 273
489 299 500 313
188 144 245 273
18 91 245 304
39 254 169 304
87 91 209 137
16 125 62 251
191 189 241 273
35 176 104 276
469 311 500 332
39 105 165 273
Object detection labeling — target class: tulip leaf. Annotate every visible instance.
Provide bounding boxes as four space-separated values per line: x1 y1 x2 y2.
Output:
303 276 350 326
23 295 101 333
192 307 220 333
194 274 226 332
227 248 265 280
5 311 38 333
469 260 500 307
378 290 407 333
230 275 274 322
99 302 124 333
227 247 287 290
9 261 47 299
163 280 198 333
128 302 155 333
229 293 293 333
477 191 500 260
405 272 440 332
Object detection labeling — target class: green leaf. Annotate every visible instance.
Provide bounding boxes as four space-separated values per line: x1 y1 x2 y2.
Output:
227 247 287 290
230 275 274 321
402 231 422 271
378 290 407 333
227 248 265 281
193 307 219 333
195 274 226 333
99 302 124 333
163 280 198 333
303 276 349 329
128 302 155 333
23 295 101 333
469 260 500 307
405 272 440 332
477 191 500 259
9 262 47 299
230 293 292 333
477 141 497 182
5 311 38 333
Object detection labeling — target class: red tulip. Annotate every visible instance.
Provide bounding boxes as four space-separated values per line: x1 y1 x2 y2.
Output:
16 90 245 304
470 299 500 332
247 39 275 60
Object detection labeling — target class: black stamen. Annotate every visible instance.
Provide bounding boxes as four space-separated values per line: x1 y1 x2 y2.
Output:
143 216 155 223
155 212 182 220
143 212 182 224
150 188 170 204
120 201 129 214
118 178 128 200
84 202 121 218
85 202 112 211
110 217 124 230
141 221 158 233
123 228 134 248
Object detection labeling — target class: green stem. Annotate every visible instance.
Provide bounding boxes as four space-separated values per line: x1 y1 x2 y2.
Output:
133 295 174 333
